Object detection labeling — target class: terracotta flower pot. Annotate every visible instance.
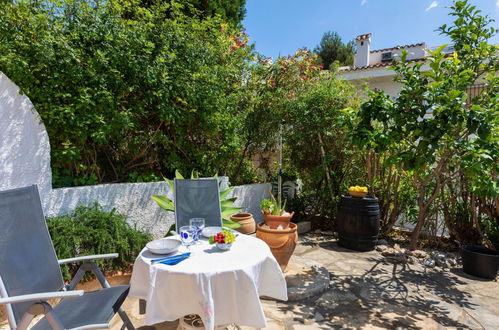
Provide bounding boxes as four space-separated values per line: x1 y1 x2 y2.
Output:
262 211 294 229
256 222 298 271
230 212 256 234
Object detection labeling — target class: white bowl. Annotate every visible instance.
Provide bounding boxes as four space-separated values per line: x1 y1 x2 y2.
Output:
146 238 181 255
202 226 223 238
216 242 232 251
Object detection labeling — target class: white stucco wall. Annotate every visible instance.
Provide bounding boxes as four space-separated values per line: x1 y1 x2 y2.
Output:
45 179 270 239
0 72 52 206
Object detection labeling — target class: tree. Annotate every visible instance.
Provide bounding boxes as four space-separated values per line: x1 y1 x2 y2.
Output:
140 0 247 26
314 31 355 69
0 0 256 187
355 0 498 250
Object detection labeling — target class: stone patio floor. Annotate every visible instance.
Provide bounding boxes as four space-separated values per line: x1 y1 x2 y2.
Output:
2 233 497 329
112 233 499 330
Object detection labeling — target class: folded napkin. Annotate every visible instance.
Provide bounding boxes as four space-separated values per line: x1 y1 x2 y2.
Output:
159 256 189 265
151 252 191 265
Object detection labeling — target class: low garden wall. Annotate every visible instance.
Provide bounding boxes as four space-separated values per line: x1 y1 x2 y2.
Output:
45 178 270 239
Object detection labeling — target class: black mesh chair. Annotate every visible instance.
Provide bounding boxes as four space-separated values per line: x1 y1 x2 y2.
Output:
0 185 135 330
174 178 222 229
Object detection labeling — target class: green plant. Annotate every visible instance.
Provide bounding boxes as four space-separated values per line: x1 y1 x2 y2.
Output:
483 218 499 245
355 0 498 250
150 170 242 232
47 202 151 281
0 0 257 187
260 191 287 216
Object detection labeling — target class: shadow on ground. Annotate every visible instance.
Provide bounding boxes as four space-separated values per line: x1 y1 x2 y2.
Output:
279 240 489 329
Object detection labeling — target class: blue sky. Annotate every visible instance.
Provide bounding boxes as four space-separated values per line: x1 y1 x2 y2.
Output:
243 0 499 58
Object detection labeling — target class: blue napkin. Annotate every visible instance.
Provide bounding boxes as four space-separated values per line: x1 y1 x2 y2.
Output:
159 256 189 265
151 252 191 265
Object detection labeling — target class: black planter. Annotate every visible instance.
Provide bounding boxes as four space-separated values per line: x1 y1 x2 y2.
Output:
461 245 499 279
336 195 380 251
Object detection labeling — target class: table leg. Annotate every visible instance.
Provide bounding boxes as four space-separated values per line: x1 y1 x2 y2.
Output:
139 299 146 315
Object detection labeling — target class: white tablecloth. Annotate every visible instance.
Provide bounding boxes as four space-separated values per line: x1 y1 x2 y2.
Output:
129 234 288 329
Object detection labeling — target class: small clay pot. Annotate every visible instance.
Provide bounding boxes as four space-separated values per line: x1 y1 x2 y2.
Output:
230 212 256 234
256 222 298 271
262 211 294 229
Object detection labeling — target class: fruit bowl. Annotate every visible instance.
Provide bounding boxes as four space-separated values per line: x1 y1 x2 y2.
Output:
216 242 232 251
348 190 368 198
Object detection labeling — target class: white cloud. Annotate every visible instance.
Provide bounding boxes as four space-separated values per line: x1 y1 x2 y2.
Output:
496 0 499 8
425 1 439 11
361 0 368 6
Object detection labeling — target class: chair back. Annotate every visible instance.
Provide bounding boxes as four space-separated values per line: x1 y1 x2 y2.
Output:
174 179 222 229
0 185 64 326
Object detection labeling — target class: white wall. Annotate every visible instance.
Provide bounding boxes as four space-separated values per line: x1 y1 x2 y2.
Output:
45 179 270 239
369 44 427 64
0 72 52 206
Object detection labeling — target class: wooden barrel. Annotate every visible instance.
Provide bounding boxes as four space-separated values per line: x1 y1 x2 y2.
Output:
336 195 380 251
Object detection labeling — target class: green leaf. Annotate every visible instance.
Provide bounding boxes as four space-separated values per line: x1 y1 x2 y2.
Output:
219 188 232 200
221 197 237 207
163 177 174 191
175 170 184 179
221 206 242 217
150 195 174 211
222 218 242 229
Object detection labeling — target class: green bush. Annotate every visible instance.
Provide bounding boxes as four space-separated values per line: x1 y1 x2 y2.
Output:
47 202 151 281
0 0 257 187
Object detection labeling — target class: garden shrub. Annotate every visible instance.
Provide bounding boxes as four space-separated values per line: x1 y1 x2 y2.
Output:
0 0 257 187
47 202 151 281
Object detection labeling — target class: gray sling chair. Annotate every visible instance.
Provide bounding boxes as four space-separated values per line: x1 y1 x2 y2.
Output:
174 178 222 229
0 185 135 330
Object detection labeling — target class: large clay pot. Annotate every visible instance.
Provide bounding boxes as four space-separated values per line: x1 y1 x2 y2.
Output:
230 212 256 234
256 222 298 271
262 211 294 229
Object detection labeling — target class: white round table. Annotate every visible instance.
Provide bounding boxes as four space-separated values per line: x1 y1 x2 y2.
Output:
129 234 288 329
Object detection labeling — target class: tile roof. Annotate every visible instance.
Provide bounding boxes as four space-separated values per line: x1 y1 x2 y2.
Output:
370 43 426 53
340 57 427 72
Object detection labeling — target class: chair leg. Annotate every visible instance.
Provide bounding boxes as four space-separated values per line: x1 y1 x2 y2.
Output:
118 307 136 330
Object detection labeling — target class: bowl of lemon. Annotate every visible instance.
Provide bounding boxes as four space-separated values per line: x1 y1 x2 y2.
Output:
348 186 368 198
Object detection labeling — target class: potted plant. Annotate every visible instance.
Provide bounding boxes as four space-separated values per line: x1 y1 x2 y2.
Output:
151 170 242 235
255 119 297 271
260 193 294 229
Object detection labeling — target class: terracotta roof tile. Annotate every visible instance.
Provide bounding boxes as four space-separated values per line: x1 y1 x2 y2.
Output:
341 57 427 72
370 43 425 53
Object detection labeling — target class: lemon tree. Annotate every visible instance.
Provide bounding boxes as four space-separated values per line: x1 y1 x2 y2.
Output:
356 0 498 250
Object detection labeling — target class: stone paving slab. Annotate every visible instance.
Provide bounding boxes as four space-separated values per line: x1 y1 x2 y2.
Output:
2 233 497 330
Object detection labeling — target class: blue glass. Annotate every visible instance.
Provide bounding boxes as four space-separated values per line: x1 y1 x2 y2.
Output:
189 218 205 241
179 225 197 248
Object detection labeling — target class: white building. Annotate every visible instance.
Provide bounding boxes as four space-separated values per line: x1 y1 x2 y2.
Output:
339 33 436 98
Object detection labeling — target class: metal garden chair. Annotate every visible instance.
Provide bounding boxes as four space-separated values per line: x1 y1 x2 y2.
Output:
0 185 135 330
174 178 222 229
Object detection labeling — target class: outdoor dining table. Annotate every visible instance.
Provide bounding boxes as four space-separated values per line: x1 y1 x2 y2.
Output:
129 233 288 329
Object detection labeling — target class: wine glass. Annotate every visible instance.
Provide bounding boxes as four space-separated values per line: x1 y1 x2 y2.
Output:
179 225 197 249
190 218 206 242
